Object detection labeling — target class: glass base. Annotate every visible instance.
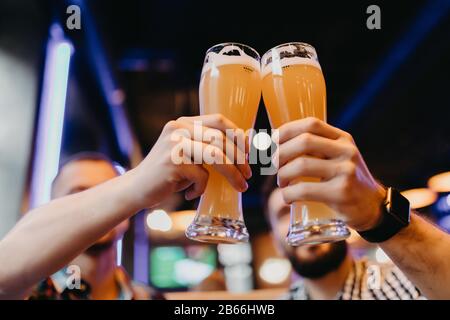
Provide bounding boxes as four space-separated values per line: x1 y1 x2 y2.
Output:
287 219 350 246
185 217 249 244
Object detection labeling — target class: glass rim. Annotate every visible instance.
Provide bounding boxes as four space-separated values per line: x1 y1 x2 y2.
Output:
261 42 317 62
205 42 260 60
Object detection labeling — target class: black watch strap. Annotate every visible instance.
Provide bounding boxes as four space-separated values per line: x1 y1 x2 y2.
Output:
358 188 410 243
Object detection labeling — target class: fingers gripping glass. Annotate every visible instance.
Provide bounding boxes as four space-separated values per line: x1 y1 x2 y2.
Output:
261 42 350 246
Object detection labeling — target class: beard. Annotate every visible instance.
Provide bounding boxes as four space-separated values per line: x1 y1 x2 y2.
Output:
84 240 115 256
286 241 348 279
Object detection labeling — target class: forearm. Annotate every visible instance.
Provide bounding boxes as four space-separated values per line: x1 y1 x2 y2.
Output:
380 213 450 299
0 169 144 299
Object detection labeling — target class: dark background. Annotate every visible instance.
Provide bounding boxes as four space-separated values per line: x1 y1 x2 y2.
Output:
15 0 450 234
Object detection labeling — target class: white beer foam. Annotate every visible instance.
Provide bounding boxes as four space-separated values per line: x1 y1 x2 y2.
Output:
261 56 322 78
202 45 261 75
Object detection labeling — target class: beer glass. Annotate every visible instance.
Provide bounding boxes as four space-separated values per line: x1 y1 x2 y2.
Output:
186 43 261 243
261 42 350 245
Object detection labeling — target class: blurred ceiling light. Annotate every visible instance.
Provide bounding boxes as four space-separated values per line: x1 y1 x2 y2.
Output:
252 132 272 151
146 209 172 232
401 188 437 209
30 24 73 208
428 172 450 193
258 258 291 284
375 248 391 263
438 214 450 232
436 194 450 213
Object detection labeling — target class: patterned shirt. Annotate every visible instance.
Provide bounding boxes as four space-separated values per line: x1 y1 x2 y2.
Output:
29 266 162 300
285 259 426 300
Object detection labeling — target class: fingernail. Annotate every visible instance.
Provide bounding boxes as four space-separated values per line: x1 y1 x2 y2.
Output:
241 181 249 192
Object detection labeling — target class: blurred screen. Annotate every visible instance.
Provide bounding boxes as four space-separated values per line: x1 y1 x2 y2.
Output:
149 245 217 289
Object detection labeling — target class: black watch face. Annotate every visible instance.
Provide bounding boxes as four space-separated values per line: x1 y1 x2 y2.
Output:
390 189 411 225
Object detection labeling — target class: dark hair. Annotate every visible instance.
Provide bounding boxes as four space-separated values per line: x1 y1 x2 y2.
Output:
58 152 117 172
52 152 120 189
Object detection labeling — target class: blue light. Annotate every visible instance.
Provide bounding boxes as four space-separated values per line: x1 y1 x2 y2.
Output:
436 194 450 213
30 25 73 208
75 0 135 159
335 0 450 129
438 214 450 232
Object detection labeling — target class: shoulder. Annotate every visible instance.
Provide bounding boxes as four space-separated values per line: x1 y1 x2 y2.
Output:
358 259 426 300
28 277 59 300
131 281 165 300
283 279 309 300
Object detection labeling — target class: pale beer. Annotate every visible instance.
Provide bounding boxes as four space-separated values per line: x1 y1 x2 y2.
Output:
261 43 350 245
186 43 261 243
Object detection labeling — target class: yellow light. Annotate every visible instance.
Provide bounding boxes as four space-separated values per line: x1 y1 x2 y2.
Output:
258 258 291 284
428 172 450 193
171 210 196 231
401 188 437 209
146 209 172 232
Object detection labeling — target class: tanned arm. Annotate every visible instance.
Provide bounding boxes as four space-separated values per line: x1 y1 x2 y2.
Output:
0 115 250 299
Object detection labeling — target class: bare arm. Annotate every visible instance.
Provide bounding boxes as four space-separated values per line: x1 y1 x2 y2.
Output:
0 172 139 299
0 115 250 299
379 213 450 299
275 117 450 299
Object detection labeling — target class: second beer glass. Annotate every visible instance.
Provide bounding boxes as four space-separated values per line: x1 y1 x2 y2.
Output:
261 42 350 245
186 43 261 244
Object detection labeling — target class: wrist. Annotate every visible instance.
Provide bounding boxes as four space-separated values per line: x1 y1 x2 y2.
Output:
358 183 387 232
358 186 411 243
117 168 149 213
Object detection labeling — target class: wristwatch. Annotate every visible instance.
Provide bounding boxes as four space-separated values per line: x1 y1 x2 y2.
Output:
358 187 411 243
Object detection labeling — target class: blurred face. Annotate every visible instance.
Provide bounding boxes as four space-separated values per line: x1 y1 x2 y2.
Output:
267 188 347 279
52 159 129 252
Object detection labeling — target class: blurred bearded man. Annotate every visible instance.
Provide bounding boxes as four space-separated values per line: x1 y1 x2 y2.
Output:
30 153 161 300
263 177 424 300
